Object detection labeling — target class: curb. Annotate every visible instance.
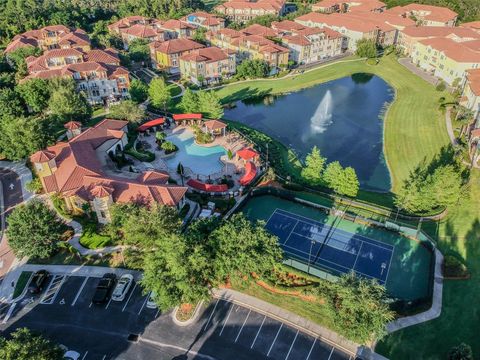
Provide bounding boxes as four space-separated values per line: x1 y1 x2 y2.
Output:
9 271 34 304
172 300 204 327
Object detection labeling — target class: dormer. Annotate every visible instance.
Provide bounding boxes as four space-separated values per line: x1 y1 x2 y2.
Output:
64 121 82 140
30 150 57 176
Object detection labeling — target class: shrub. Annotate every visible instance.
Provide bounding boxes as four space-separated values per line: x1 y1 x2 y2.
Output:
448 343 473 360
436 81 446 92
25 178 43 194
161 140 178 154
443 255 468 278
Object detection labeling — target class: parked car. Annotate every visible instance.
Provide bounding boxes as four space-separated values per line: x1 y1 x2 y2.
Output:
28 270 49 294
63 350 80 360
92 273 116 304
146 292 157 309
112 274 134 302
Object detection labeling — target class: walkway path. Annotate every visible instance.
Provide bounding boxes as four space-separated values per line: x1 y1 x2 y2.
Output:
385 249 444 333
445 107 458 146
398 58 454 92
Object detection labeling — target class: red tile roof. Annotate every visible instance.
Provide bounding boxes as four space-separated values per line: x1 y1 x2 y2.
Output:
151 38 204 54
419 37 480 63
64 121 82 130
466 69 480 95
31 119 187 206
388 4 457 23
180 46 229 63
187 179 228 193
241 24 279 37
204 119 227 130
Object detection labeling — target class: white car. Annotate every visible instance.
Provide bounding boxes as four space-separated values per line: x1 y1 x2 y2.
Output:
111 274 134 302
64 350 80 360
146 292 157 309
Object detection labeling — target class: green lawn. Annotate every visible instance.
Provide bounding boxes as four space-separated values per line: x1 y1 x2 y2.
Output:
168 83 182 97
13 271 32 299
78 220 112 250
217 55 451 192
376 169 480 359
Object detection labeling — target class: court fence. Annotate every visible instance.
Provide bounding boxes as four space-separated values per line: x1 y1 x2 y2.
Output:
236 186 437 311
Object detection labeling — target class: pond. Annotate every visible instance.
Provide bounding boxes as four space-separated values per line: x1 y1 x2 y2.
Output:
224 73 394 191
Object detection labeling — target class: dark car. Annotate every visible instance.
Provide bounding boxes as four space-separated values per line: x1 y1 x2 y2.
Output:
92 273 116 304
28 270 49 294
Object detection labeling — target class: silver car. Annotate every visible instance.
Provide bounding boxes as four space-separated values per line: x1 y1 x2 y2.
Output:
111 274 134 302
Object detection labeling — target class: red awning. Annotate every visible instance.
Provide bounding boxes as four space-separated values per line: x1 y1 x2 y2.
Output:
187 179 228 192
137 118 165 132
239 161 257 186
173 113 202 121
237 148 258 161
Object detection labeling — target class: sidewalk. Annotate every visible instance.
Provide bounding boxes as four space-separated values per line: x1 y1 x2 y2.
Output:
212 288 360 356
445 107 459 146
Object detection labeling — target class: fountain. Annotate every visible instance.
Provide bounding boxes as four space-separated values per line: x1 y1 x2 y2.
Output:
310 90 333 134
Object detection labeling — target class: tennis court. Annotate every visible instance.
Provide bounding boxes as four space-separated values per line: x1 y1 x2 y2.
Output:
266 208 394 284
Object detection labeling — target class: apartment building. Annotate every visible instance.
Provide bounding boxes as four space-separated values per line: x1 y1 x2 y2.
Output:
412 37 480 85
312 0 386 14
182 11 225 32
387 4 458 27
214 0 286 23
461 69 480 122
150 38 205 74
179 46 236 85
24 48 130 105
5 25 91 54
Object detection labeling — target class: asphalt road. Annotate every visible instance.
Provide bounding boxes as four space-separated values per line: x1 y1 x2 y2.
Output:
0 273 354 360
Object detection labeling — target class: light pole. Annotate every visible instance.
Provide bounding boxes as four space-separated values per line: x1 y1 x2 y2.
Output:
307 240 315 274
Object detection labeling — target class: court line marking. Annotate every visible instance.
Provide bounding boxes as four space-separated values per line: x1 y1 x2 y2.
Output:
285 329 299 360
72 277 89 306
122 283 137 312
280 232 391 282
305 338 317 360
105 295 113 310
235 309 251 343
281 246 386 284
251 315 266 349
219 304 234 336
81 351 88 360
384 245 395 282
138 292 150 315
204 298 220 331
267 323 283 357
274 208 394 250
352 242 364 270
327 346 335 360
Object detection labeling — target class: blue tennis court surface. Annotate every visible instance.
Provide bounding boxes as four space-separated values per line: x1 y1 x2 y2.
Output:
265 209 394 284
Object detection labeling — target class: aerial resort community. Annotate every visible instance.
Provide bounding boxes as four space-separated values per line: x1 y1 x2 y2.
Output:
0 0 479 359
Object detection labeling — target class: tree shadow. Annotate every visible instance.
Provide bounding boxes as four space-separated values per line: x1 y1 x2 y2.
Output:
221 86 273 105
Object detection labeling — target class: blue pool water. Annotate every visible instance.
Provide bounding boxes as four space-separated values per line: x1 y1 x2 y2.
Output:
165 128 226 175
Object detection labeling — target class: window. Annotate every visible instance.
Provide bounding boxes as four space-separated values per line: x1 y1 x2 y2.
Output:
100 210 106 219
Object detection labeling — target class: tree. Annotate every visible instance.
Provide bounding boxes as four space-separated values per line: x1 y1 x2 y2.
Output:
355 39 377 58
149 77 171 112
16 79 50 113
0 327 63 360
48 79 91 122
6 200 65 258
0 88 24 120
129 79 149 103
140 232 211 310
338 166 360 197
191 27 207 44
209 214 283 282
179 88 199 113
245 14 278 27
127 38 150 63
198 91 223 119
448 343 473 360
301 146 326 185
322 161 344 190
318 273 394 343
236 59 270 79
0 115 52 160
428 165 463 208
25 178 43 194
6 47 42 79
109 100 145 123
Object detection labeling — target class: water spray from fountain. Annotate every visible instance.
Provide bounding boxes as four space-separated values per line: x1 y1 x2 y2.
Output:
302 90 333 142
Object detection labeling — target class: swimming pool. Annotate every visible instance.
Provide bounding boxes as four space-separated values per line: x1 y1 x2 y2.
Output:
165 128 226 176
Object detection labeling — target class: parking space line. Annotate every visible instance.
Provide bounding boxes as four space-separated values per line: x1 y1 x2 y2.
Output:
267 323 283 357
219 304 234 336
81 351 88 360
71 277 89 306
305 338 317 360
122 283 137 312
155 308 160 318
40 275 66 305
327 346 335 360
138 292 150 315
203 299 219 331
251 315 266 349
235 309 251 343
105 296 113 310
285 330 299 360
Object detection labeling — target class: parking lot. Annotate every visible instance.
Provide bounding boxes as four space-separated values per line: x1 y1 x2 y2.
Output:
0 271 355 360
